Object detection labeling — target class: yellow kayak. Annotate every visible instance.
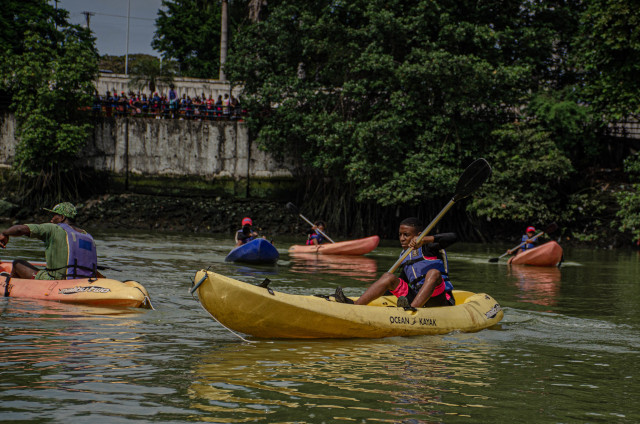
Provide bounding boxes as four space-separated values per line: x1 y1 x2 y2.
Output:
193 270 503 339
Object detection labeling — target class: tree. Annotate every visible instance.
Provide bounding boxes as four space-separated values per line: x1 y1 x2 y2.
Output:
99 55 127 74
152 0 249 78
99 53 168 75
0 0 99 205
467 122 573 224
525 89 605 169
616 155 640 243
575 0 640 121
225 0 583 207
128 56 177 94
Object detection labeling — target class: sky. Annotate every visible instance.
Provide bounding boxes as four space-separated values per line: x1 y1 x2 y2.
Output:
55 0 164 57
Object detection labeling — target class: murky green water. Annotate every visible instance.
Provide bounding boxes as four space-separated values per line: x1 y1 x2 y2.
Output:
1 231 639 423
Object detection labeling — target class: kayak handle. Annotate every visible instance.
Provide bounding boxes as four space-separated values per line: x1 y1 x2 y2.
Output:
190 273 208 294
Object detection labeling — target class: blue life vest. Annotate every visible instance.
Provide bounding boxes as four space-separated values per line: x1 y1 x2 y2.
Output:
236 229 255 245
58 223 98 279
400 248 454 292
439 249 454 292
521 234 537 251
306 231 325 245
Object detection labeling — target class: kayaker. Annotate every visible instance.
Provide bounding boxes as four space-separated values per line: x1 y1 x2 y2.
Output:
508 226 539 255
335 217 456 308
234 217 262 246
306 221 327 245
0 202 98 280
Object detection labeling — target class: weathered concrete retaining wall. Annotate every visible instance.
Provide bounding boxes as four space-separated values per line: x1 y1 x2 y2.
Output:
0 112 298 197
83 118 294 178
97 73 243 101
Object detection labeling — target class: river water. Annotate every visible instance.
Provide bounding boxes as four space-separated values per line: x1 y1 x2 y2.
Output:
1 231 639 423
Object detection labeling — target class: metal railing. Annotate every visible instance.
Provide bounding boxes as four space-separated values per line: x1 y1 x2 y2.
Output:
91 99 246 120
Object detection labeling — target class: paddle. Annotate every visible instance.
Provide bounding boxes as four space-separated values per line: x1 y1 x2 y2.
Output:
285 202 336 244
388 158 492 274
488 222 558 263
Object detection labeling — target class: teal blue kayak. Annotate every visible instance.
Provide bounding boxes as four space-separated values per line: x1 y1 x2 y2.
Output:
225 239 279 264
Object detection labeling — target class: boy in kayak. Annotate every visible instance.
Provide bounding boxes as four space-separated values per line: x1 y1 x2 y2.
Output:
0 202 98 280
234 217 264 246
306 221 327 245
508 226 539 255
335 217 456 308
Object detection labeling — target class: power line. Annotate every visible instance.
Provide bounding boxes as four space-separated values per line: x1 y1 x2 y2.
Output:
87 11 156 21
81 11 95 29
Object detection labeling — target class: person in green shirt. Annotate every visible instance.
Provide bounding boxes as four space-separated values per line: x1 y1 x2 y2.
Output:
0 202 98 280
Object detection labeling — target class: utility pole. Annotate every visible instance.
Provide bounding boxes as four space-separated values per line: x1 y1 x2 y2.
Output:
81 11 94 29
54 0 58 29
219 0 228 81
125 0 131 75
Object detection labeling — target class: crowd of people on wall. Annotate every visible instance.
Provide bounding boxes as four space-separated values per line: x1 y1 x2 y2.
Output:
92 87 246 120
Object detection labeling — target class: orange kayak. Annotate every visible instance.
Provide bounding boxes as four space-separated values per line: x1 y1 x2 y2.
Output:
288 235 380 256
0 261 152 308
507 241 563 267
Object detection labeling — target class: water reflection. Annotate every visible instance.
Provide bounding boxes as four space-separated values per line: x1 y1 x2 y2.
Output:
288 253 379 282
0 303 148 392
189 336 498 422
1 297 148 319
508 265 561 307
2 234 640 422
231 265 279 279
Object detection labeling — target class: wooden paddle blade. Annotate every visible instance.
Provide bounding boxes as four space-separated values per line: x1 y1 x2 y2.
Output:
285 202 299 214
453 158 492 201
488 257 500 263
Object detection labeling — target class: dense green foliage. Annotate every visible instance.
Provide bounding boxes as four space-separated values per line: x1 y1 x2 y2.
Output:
576 0 640 121
217 0 640 241
469 123 573 223
525 90 603 168
0 0 99 204
616 155 640 243
225 1 583 205
128 56 177 94
2 0 638 243
99 54 173 75
152 0 249 78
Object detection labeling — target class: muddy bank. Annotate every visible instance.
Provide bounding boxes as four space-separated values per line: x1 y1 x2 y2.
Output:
1 193 636 249
1 194 305 239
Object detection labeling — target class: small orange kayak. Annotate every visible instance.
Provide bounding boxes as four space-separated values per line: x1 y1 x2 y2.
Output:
288 235 380 256
508 241 563 267
0 261 152 308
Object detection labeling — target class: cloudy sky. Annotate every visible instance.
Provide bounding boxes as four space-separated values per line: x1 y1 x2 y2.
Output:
56 0 164 57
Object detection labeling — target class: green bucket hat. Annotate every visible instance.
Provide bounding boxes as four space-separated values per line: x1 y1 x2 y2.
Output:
43 202 77 219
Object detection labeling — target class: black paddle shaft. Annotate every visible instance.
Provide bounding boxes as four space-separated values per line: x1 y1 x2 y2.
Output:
285 202 335 243
389 158 492 273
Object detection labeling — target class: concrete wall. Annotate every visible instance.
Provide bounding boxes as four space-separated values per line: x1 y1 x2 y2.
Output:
0 113 296 186
83 117 294 179
97 73 243 101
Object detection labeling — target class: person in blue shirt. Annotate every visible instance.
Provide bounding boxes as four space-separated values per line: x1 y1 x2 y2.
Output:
235 217 263 247
335 217 456 308
306 221 327 245
509 226 539 255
